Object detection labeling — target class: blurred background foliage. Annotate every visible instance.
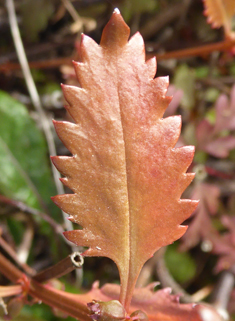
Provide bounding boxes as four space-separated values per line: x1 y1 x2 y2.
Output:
0 0 235 319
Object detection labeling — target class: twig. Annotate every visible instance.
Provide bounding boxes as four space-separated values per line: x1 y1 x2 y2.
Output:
5 0 73 235
155 248 195 303
14 213 34 264
0 234 35 276
0 57 73 72
0 252 90 321
1 38 235 75
61 0 81 22
211 270 234 313
0 194 64 235
33 252 83 283
190 285 213 302
147 39 235 61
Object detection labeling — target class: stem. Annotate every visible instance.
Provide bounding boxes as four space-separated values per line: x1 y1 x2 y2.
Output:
0 195 64 235
1 39 235 74
0 285 22 298
0 235 35 276
29 280 91 321
148 39 235 61
155 248 194 303
0 252 90 320
33 252 83 283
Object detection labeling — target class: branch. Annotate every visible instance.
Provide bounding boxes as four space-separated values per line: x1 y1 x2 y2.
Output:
1 40 235 74
150 39 235 61
0 252 90 320
0 194 64 234
33 252 83 283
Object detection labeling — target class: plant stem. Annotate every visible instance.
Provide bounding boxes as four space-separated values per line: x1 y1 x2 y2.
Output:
0 195 64 235
0 234 35 276
150 39 235 61
1 39 235 74
0 252 90 320
33 252 83 283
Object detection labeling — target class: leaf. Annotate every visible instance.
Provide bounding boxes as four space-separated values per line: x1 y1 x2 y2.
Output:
164 85 184 118
65 282 222 321
196 86 235 158
203 0 235 39
173 64 196 110
19 0 54 42
212 215 235 273
165 243 196 283
214 84 235 132
52 10 198 311
0 91 56 209
120 0 157 21
180 183 220 252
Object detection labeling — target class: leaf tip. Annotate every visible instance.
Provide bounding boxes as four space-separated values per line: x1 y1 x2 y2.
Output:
101 8 130 48
113 8 120 14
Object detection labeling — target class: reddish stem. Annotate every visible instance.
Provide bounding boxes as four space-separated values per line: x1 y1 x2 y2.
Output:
0 252 90 320
149 39 235 60
0 39 234 73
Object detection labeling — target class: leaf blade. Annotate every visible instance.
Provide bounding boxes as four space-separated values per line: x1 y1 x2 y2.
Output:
53 10 197 311
0 91 56 210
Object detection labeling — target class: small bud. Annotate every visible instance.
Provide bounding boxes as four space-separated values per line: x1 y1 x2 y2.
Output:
4 297 24 320
88 300 126 321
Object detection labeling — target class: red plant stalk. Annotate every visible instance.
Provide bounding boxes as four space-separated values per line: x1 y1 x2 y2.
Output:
0 252 90 320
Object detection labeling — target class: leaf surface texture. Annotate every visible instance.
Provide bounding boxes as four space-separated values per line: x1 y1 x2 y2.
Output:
52 11 197 310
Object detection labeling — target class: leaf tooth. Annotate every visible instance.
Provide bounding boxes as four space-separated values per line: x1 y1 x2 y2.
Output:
52 194 95 227
64 230 95 248
170 173 195 200
79 34 101 63
152 76 169 95
172 146 195 173
128 32 145 64
64 230 112 259
72 61 88 88
52 194 75 216
158 116 182 148
62 85 88 123
150 76 171 117
177 199 199 222
51 156 75 177
173 225 188 241
180 173 195 194
53 120 90 156
145 57 157 80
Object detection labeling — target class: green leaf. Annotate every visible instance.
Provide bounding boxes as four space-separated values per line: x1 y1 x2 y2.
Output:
0 90 56 209
19 0 54 42
174 64 196 110
165 243 196 283
121 0 157 21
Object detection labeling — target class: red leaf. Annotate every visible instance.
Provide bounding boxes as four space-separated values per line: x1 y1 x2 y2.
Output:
64 282 223 321
52 10 197 311
180 183 220 251
203 0 235 39
196 86 235 158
